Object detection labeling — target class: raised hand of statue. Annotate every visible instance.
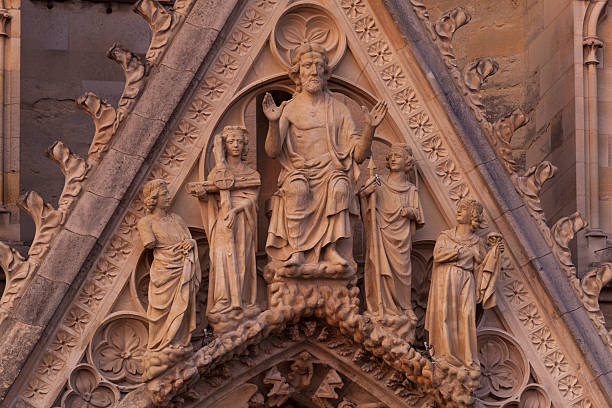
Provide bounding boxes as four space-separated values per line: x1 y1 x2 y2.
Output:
263 92 287 122
362 101 388 128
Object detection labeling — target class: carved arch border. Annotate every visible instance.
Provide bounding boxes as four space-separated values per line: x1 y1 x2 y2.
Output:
15 0 609 406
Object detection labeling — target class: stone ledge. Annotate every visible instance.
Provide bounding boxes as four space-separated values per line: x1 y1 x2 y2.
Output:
87 148 145 201
0 319 43 398
12 274 68 327
163 24 220 74
111 114 165 159
64 191 120 238
35 228 97 285
186 0 239 31
132 63 193 122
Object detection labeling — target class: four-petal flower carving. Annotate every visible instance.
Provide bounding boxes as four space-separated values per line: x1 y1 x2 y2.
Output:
421 135 447 161
435 160 459 185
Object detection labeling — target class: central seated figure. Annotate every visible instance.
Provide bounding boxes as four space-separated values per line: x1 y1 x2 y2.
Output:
263 43 387 280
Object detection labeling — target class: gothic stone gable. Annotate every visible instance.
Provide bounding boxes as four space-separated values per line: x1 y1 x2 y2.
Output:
1 0 612 407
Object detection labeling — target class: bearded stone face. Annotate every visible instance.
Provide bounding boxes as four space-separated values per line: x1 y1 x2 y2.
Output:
298 52 326 94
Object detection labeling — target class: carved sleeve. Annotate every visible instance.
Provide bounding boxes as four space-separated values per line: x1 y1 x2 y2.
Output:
137 216 156 249
433 232 459 263
409 186 425 228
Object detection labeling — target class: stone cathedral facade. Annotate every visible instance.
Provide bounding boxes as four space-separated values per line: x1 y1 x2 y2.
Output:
2 0 612 407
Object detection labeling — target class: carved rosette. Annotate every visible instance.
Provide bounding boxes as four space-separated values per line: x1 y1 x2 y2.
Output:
88 313 149 390
271 3 346 69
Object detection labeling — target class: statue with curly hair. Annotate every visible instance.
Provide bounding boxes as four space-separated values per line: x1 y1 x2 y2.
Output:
359 143 424 341
425 198 504 371
137 179 201 380
262 42 387 278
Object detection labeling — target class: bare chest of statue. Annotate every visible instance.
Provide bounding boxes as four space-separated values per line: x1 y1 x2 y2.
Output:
286 103 329 162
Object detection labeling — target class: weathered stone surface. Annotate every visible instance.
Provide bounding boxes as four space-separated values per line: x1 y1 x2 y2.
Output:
35 228 97 285
111 113 165 159
86 148 144 200
132 64 193 121
0 319 43 397
12 274 68 326
64 191 119 238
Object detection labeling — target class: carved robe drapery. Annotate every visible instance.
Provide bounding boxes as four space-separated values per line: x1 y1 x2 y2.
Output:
203 163 260 317
424 227 500 369
361 179 424 320
137 214 201 352
266 93 361 264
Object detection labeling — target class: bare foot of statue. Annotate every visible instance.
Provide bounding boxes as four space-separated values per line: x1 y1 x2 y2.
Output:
324 244 348 266
284 251 305 267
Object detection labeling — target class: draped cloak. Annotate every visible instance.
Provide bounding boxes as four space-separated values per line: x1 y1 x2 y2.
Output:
203 163 259 316
424 227 500 370
266 93 361 263
137 214 201 352
361 179 424 319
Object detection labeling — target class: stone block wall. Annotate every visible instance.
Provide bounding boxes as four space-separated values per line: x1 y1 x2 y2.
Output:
427 0 578 227
19 0 150 243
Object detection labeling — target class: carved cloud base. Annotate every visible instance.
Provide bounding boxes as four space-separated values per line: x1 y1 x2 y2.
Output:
363 311 417 344
207 304 261 335
143 344 194 382
116 276 481 407
263 260 357 283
